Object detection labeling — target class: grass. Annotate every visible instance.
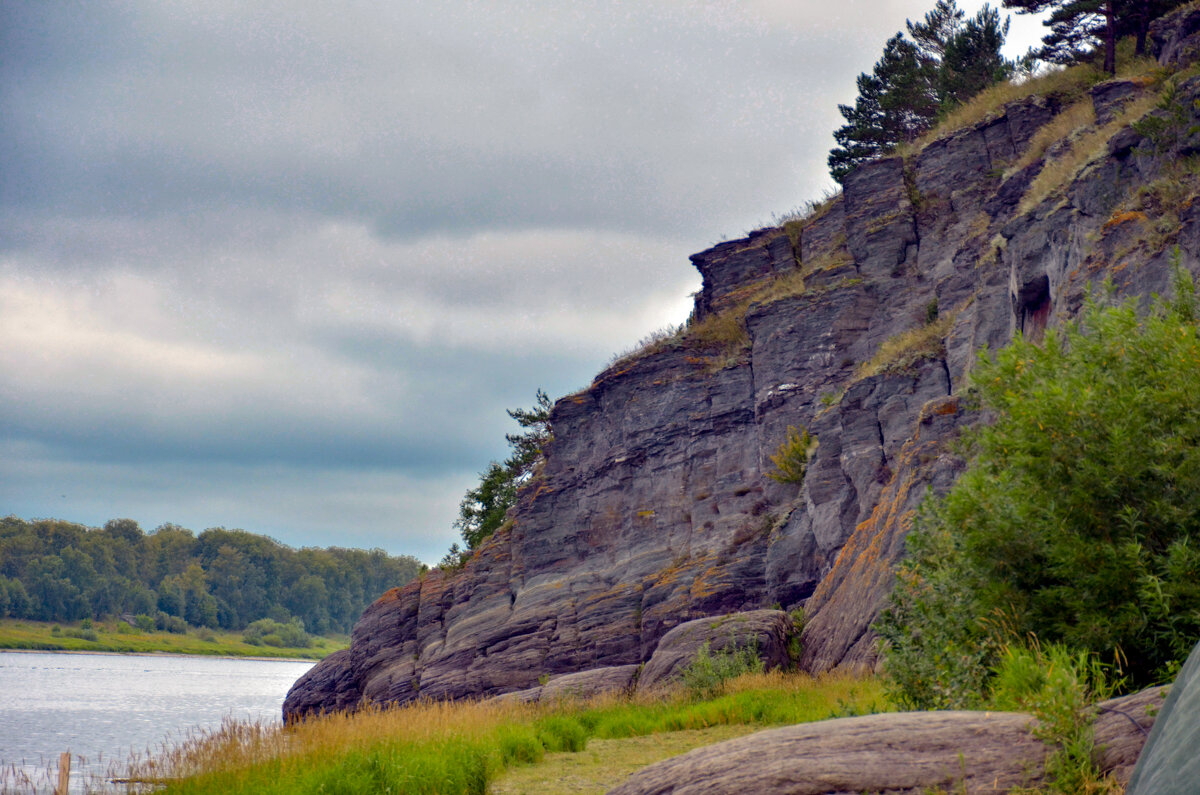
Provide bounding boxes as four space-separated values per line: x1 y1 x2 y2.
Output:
855 310 957 381
909 38 1163 153
488 726 755 794
0 618 344 660
119 670 888 795
1018 92 1161 214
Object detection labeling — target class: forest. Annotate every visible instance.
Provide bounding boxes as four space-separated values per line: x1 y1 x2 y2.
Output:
0 515 423 635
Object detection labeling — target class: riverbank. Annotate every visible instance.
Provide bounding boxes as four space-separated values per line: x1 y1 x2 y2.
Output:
0 618 346 660
129 670 889 794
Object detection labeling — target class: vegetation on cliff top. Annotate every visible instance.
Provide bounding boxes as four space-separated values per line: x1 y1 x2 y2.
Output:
830 0 1014 181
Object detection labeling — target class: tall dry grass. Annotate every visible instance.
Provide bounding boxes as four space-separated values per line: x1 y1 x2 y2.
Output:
107 670 888 794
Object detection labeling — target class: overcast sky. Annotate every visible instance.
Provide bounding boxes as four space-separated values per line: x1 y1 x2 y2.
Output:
0 1 1045 564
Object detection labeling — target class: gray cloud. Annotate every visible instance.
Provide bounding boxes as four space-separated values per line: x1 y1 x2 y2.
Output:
0 1 1044 562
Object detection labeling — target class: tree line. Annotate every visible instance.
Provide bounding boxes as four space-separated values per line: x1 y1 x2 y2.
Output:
0 515 423 635
829 0 1190 182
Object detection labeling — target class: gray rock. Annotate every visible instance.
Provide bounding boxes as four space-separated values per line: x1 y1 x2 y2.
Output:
607 687 1166 795
1151 3 1200 67
1091 79 1147 126
543 664 642 701
1128 642 1200 794
282 649 360 721
636 610 797 693
690 227 797 319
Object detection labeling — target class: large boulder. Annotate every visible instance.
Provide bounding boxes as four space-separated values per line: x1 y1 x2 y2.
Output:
607 687 1165 795
636 610 797 693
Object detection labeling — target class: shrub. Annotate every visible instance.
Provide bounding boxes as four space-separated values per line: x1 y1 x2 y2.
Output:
243 617 310 648
680 641 764 700
879 267 1200 705
990 643 1119 794
767 426 815 485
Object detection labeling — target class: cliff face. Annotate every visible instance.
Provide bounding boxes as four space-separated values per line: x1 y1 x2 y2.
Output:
286 8 1200 719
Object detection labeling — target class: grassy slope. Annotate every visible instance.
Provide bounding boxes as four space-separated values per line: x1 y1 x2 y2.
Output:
129 671 888 794
0 618 346 660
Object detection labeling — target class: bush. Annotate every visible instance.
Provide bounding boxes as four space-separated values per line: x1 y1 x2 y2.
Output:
243 618 310 648
766 426 815 485
879 267 1200 704
155 611 188 634
680 641 764 699
990 643 1118 794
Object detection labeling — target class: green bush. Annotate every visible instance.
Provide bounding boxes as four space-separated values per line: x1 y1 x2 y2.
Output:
990 643 1117 794
766 426 815 485
243 617 310 648
879 267 1200 705
680 640 764 699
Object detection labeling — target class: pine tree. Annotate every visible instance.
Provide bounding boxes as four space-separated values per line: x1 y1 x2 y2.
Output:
1004 0 1183 73
829 1 1012 182
448 390 554 562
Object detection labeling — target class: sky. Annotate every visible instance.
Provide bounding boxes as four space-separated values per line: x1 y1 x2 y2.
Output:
0 1 1046 564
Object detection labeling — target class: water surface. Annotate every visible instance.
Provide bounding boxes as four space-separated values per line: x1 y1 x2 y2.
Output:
0 651 313 791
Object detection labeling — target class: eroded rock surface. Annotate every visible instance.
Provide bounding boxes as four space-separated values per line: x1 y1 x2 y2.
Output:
636 610 796 693
285 9 1200 719
606 688 1166 795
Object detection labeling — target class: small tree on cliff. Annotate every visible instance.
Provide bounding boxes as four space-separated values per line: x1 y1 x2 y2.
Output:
446 390 553 566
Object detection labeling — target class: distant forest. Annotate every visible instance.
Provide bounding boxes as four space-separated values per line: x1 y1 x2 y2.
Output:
0 516 424 634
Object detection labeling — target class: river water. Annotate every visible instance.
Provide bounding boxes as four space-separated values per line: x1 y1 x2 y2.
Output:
0 651 314 793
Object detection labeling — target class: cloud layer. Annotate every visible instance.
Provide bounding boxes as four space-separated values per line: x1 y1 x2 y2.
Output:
0 1 1043 563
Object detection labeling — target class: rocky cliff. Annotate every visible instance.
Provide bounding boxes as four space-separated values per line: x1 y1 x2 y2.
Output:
286 7 1200 720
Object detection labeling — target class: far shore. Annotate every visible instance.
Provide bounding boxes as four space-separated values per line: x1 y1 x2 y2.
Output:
0 647 318 663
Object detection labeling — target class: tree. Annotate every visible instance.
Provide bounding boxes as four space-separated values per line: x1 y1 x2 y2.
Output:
829 1 1011 182
448 390 554 562
1006 0 1118 73
938 6 1012 107
879 268 1200 707
830 34 933 182
1005 0 1183 74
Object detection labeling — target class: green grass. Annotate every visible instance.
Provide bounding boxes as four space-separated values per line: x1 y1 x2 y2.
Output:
489 726 756 795
0 618 345 660
123 670 888 795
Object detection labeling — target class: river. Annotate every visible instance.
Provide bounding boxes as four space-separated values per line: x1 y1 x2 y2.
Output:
0 651 314 793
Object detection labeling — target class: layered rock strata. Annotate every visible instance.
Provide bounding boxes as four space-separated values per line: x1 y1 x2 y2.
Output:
286 7 1200 719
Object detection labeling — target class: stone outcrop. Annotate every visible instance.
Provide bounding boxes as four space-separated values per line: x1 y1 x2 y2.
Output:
607 687 1166 795
285 4 1200 720
636 610 796 693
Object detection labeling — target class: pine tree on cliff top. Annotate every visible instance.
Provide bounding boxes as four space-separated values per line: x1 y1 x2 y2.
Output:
829 1 1012 182
1004 0 1185 74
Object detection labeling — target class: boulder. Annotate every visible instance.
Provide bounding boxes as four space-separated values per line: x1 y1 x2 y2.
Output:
636 610 796 693
542 664 641 700
607 688 1165 795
